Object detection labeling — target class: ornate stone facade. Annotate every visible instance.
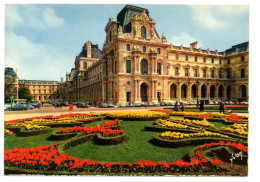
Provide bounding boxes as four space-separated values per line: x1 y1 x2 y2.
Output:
58 5 249 105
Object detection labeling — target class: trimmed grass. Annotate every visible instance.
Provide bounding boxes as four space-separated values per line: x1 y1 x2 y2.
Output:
66 120 196 163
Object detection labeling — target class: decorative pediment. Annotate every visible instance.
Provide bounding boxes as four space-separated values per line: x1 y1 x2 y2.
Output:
132 11 155 24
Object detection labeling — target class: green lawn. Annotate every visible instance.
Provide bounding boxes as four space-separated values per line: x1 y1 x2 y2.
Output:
4 117 234 164
66 120 196 163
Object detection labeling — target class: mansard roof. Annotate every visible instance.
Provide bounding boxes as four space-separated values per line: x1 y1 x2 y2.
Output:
5 67 17 77
225 42 249 55
79 43 102 59
117 4 149 33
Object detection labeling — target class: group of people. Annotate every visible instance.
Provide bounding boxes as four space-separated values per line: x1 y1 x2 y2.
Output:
174 100 226 114
54 102 62 109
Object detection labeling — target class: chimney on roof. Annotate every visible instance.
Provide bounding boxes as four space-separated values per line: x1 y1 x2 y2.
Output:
87 41 91 58
190 41 198 49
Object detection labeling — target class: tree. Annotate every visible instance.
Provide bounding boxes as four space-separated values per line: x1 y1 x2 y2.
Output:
18 87 32 101
4 76 17 103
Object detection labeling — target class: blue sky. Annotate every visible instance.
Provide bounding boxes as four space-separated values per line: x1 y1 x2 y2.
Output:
4 4 249 81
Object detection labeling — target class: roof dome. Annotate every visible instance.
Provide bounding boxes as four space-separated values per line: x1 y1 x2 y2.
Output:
5 67 17 77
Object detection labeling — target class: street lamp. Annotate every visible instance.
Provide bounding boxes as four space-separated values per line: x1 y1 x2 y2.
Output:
196 80 199 107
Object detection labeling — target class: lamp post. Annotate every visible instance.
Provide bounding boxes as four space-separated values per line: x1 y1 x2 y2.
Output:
196 80 199 107
16 69 19 105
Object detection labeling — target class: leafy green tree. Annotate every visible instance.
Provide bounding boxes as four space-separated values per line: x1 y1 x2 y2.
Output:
18 87 32 101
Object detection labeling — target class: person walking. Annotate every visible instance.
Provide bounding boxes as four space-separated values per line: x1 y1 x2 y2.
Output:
199 101 204 112
219 100 225 113
69 103 74 112
180 102 184 112
174 101 179 111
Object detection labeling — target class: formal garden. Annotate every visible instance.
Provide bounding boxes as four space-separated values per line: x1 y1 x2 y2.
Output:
4 110 248 176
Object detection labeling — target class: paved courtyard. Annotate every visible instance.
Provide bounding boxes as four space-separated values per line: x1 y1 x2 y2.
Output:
4 103 248 121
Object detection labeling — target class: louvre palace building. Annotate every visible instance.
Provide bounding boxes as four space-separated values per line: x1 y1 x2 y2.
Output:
57 5 249 106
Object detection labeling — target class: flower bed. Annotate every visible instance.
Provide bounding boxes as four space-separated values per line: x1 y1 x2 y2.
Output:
145 119 200 133
51 119 125 146
159 131 229 140
189 141 248 166
4 114 103 137
4 129 14 138
106 111 169 121
168 117 216 130
5 142 228 175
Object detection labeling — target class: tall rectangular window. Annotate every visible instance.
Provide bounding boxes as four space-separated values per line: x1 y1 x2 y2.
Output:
195 57 197 62
185 55 188 61
185 68 189 77
227 70 231 79
227 59 230 64
194 69 198 77
176 54 179 60
211 70 215 78
115 61 117 73
211 58 214 64
203 70 207 78
157 48 160 54
175 67 179 76
241 56 245 62
157 63 162 75
219 59 222 64
203 57 206 63
126 60 131 73
241 69 245 78
219 70 222 78
143 46 146 52
126 44 130 51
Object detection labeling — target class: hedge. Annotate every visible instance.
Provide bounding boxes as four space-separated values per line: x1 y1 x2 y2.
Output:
105 116 169 121
95 132 128 145
18 127 51 137
50 130 78 140
144 126 199 133
152 134 247 148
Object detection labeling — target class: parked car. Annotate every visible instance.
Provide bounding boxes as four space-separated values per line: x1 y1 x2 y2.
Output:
31 101 41 108
141 102 148 107
160 102 166 106
77 102 88 108
5 104 29 111
147 102 157 107
63 101 70 106
99 103 108 108
118 103 126 107
240 101 249 105
166 102 175 106
107 103 115 108
228 101 234 105
131 103 142 107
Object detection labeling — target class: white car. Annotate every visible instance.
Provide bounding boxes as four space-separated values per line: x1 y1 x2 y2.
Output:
240 101 248 105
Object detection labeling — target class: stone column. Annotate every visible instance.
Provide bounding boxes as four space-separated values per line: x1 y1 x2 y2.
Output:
154 80 157 101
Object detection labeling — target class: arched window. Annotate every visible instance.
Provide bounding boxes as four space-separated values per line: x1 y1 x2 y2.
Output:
83 62 87 69
170 84 177 99
141 59 148 75
141 26 147 39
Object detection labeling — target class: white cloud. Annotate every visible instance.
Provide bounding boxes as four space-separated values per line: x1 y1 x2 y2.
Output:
191 5 249 29
191 6 225 29
42 7 65 27
5 5 65 30
4 32 73 81
5 6 24 29
170 32 199 47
